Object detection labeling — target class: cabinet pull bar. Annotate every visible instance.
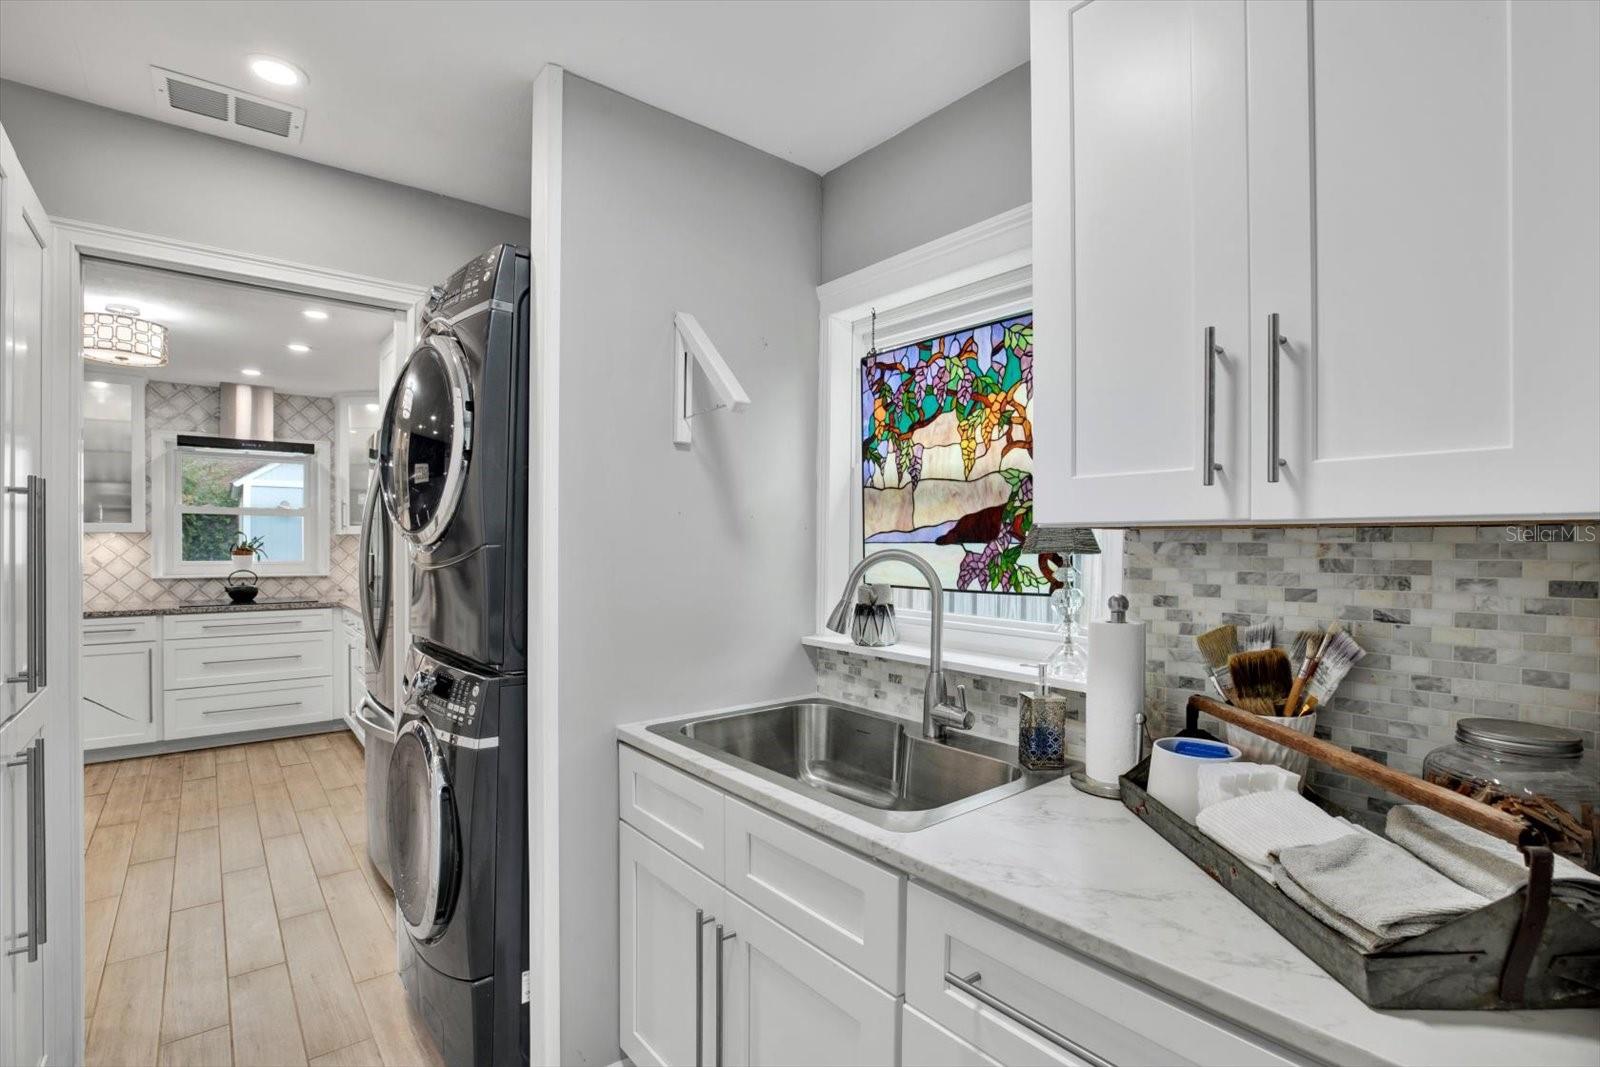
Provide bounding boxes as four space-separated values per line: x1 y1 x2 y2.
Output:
694 910 716 1066
715 924 736 1067
1266 314 1288 483
944 970 1115 1067
4 477 45 691
200 701 302 716
200 619 305 629
1203 327 1223 485
200 654 304 666
5 740 44 960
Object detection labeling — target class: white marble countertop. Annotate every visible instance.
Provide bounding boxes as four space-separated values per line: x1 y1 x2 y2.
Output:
618 697 1600 1067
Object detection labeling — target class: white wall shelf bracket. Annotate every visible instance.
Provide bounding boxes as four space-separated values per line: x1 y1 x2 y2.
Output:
673 311 750 449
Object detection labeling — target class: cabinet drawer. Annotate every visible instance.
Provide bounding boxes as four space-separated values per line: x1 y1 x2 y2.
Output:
724 796 903 992
905 885 1299 1067
162 608 331 641
164 632 332 690
619 744 725 881
82 616 160 645
902 1005 1001 1067
163 678 333 740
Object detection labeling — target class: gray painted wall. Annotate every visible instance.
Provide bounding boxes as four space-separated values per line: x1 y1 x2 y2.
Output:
820 63 1030 282
554 74 821 1064
0 80 527 286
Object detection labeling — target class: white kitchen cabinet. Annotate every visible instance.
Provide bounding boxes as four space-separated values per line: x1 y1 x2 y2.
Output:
719 893 898 1067
162 677 333 741
1246 0 1599 521
81 639 160 750
620 821 723 1067
1031 0 1600 525
1031 0 1250 526
335 393 381 535
901 1006 1001 1067
81 371 145 532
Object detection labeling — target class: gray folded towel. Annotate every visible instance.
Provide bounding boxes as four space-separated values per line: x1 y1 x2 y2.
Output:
1274 833 1490 952
1386 804 1600 899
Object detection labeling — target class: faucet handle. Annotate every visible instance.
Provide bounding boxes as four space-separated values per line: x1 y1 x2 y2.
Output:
955 684 968 715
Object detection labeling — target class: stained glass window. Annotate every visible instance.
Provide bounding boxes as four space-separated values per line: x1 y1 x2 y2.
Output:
861 312 1049 595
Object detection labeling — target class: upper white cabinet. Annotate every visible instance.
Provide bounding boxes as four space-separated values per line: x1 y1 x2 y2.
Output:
1031 0 1600 525
1032 0 1251 526
335 393 380 535
82 372 146 532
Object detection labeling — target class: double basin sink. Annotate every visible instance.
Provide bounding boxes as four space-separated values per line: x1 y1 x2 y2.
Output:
648 698 1068 832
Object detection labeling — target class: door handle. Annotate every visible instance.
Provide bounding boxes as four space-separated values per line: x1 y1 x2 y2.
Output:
5 476 46 692
945 970 1113 1067
694 909 716 1066
1266 314 1289 484
715 923 736 1067
6 738 45 961
1202 327 1224 486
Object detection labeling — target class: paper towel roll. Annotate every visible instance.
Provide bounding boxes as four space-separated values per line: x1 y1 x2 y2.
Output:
1084 618 1146 785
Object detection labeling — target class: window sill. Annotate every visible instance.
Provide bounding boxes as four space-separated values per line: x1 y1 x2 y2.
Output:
800 631 1087 694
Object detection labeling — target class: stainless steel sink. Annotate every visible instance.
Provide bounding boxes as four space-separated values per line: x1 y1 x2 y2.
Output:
647 699 1069 831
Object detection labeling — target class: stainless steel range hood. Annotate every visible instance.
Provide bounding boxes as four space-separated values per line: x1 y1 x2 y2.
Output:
219 382 275 440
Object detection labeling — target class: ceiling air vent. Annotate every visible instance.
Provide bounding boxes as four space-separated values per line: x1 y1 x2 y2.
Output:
150 67 305 145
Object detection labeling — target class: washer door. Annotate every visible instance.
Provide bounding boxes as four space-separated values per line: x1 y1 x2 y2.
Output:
387 718 460 942
377 329 473 546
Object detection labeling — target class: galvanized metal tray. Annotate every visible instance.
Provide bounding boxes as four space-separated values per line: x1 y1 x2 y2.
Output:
1119 698 1600 1010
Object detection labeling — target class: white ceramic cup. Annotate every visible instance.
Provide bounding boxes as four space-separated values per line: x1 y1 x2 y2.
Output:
1147 736 1241 823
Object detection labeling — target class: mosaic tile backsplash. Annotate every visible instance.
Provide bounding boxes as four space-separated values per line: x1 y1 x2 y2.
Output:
82 381 360 613
808 525 1598 825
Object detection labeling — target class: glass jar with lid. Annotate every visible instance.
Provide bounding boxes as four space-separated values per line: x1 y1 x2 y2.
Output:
1422 718 1599 869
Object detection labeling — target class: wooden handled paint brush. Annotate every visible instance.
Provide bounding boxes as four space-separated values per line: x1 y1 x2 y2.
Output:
1284 634 1322 717
1229 647 1292 716
1304 627 1365 710
1195 624 1239 701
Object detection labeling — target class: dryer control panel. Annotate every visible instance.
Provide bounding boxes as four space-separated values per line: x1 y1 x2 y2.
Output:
430 245 516 320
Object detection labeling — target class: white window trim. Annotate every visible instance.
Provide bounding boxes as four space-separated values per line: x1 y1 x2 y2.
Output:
150 431 332 578
812 205 1123 664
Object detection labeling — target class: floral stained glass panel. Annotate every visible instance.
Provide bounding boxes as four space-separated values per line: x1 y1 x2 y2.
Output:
861 313 1046 594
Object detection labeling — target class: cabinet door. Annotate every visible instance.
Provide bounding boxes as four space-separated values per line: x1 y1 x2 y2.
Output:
719 894 897 1067
902 1006 1002 1067
1032 0 1250 526
1248 0 1600 521
0 721 46 1067
620 822 724 1067
82 372 145 532
81 643 159 750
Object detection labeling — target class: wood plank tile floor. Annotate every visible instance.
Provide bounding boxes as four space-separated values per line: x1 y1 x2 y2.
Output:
83 732 445 1067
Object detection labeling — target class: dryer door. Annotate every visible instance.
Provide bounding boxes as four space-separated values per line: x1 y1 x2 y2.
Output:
388 717 460 942
377 329 473 547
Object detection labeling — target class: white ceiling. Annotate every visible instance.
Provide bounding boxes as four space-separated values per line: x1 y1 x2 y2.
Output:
83 258 397 396
0 1 1028 216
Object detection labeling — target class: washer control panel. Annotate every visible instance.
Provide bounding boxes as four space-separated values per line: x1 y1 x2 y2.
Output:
409 664 485 730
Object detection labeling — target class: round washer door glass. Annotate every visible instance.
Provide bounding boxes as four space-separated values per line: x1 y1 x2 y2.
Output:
387 719 459 941
378 338 471 546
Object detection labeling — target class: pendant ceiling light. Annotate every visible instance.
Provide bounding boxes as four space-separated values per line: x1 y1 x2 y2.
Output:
82 305 169 368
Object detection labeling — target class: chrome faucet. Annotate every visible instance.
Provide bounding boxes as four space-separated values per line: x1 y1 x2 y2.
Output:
825 550 974 741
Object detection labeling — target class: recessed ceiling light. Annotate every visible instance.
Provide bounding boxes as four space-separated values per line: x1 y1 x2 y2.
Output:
364 403 379 412
302 309 328 321
241 368 262 377
287 343 311 353
88 380 109 389
248 55 305 87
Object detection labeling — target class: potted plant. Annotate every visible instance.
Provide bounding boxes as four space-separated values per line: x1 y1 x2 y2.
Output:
230 534 268 564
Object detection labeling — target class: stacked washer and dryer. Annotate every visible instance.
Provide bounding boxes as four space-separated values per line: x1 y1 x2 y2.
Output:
374 245 531 1067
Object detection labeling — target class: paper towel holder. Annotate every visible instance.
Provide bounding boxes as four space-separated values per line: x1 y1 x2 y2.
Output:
1070 595 1139 800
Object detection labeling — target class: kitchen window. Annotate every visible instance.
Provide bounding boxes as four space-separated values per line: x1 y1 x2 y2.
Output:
151 433 332 578
813 210 1120 669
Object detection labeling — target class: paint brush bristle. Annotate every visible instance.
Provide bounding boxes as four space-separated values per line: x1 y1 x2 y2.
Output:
1196 625 1239 669
1240 620 1277 651
1306 629 1366 705
1229 648 1292 710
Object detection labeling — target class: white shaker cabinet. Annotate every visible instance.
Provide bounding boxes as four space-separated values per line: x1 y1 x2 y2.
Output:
1246 0 1599 522
1030 0 1600 525
1031 0 1251 526
81 638 160 750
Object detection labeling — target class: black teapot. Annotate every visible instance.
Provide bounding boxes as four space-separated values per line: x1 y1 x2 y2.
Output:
223 569 260 605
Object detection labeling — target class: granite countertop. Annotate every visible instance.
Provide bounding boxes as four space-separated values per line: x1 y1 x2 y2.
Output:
618 698 1600 1067
84 599 352 620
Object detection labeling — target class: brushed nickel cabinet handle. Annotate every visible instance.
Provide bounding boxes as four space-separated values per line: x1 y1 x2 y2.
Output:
694 909 716 1066
1267 314 1289 483
945 970 1114 1067
5 739 44 960
1203 327 1224 485
5 476 45 691
715 924 736 1067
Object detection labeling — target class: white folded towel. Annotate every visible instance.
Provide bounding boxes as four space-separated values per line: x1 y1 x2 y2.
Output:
1195 791 1358 883
1195 762 1301 811
1385 804 1599 899
1274 833 1490 952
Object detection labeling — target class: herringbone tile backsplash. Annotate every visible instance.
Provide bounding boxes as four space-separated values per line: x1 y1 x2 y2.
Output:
83 382 361 612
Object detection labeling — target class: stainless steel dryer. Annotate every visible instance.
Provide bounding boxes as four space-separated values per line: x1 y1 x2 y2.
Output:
355 461 398 886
